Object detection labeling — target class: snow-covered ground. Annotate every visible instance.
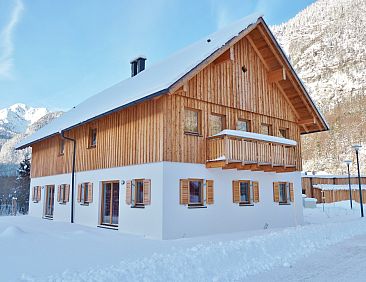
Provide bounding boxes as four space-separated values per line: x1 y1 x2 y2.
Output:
1 201 366 281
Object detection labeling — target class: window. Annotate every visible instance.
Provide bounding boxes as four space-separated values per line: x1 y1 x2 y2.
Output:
101 181 119 226
78 183 93 205
89 128 97 148
125 179 151 207
179 179 214 207
240 181 250 204
261 123 272 135
236 119 250 132
273 182 294 204
209 113 225 135
184 108 201 135
279 128 289 139
32 186 41 203
59 139 65 155
57 184 70 203
232 180 259 205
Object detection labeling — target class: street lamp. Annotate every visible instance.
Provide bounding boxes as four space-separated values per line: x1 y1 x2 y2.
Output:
352 144 364 217
344 160 353 209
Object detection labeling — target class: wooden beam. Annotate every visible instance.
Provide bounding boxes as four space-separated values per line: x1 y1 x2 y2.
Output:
212 50 231 65
206 160 226 168
298 117 316 125
268 67 286 83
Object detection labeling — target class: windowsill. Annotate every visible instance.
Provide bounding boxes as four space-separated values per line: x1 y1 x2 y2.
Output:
98 224 118 230
239 203 254 206
184 131 202 137
279 202 291 205
87 145 96 149
80 203 89 206
188 204 207 209
59 202 67 205
131 204 145 209
42 216 53 220
33 201 39 203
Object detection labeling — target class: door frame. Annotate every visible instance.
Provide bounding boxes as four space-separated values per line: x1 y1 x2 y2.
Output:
44 185 55 219
100 180 120 227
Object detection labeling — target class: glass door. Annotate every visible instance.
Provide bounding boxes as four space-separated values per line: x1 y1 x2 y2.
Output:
44 185 55 218
101 182 119 226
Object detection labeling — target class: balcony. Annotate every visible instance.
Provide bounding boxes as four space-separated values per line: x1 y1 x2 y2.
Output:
206 130 298 173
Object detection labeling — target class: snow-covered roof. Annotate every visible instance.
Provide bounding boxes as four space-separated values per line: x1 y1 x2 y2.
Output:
313 184 366 191
212 129 297 146
16 13 262 149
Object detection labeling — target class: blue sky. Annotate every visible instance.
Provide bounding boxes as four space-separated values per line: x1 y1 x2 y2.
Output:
0 0 316 111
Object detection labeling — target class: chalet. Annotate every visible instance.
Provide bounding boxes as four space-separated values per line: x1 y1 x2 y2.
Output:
16 13 328 239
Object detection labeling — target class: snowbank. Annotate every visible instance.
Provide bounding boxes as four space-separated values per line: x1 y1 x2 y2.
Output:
29 215 366 281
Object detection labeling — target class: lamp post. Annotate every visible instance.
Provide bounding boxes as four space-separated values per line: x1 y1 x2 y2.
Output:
344 160 353 209
352 144 364 217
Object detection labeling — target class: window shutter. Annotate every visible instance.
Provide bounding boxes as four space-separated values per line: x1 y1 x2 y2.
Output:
65 184 70 202
37 186 41 202
273 182 279 202
206 180 214 205
87 183 93 203
143 179 151 205
232 181 240 203
253 181 259 203
77 184 82 203
57 185 61 203
180 179 189 205
126 180 132 205
289 182 294 202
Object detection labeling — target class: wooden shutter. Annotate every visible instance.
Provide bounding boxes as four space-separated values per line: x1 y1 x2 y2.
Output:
206 180 214 205
289 182 294 202
143 179 151 205
37 186 41 202
77 184 82 202
57 185 61 202
65 184 70 202
253 181 260 203
232 181 240 203
32 187 36 202
126 180 132 205
180 179 189 205
273 182 279 202
87 183 93 203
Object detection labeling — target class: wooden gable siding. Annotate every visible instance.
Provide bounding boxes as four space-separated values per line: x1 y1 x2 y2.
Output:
31 98 164 178
177 37 297 122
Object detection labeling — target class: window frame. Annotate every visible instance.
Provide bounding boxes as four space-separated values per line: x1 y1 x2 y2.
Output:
261 123 273 135
184 108 202 136
134 179 145 207
278 182 289 204
188 178 204 206
88 128 97 148
238 180 252 205
236 119 251 132
279 127 289 139
80 183 89 205
59 184 68 204
209 113 226 136
59 138 65 156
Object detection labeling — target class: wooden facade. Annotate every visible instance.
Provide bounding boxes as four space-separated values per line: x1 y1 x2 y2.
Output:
30 22 324 178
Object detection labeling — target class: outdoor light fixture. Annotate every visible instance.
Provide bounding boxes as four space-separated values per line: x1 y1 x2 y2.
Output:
344 160 353 209
352 144 363 217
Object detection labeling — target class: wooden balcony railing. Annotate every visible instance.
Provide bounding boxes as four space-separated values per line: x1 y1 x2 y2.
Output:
206 130 298 172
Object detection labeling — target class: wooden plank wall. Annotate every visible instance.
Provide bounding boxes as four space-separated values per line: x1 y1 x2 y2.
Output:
313 188 366 204
31 98 164 178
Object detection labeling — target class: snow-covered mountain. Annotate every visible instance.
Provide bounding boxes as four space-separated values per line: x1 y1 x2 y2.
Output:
0 104 63 174
272 0 366 174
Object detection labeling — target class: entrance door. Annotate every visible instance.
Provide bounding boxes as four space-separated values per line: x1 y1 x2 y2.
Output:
44 185 55 218
101 182 119 226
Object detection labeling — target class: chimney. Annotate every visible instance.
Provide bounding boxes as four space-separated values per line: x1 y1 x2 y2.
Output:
130 56 146 77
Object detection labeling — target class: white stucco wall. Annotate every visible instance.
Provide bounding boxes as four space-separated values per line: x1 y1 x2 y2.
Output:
29 162 303 240
162 162 303 239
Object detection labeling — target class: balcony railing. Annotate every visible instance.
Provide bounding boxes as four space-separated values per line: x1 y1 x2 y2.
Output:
206 130 297 172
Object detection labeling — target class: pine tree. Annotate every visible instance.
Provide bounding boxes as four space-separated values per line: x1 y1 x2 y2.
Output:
15 154 31 214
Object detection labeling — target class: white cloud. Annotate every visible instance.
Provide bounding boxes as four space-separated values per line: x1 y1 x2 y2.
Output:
0 0 24 79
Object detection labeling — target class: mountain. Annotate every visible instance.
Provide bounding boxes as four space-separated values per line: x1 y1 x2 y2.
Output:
272 0 366 175
0 104 63 175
